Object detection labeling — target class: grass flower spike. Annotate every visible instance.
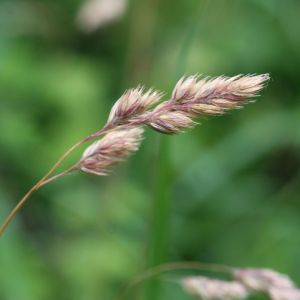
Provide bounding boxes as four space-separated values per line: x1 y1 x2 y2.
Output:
0 73 269 236
145 74 269 134
178 267 299 300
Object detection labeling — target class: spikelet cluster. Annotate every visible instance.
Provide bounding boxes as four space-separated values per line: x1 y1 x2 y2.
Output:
78 73 269 175
181 268 300 300
146 74 269 134
107 88 163 126
234 268 295 292
269 287 300 300
182 276 249 300
78 127 143 175
234 268 300 300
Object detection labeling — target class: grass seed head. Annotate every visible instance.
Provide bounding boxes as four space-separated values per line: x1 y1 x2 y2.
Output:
172 73 270 112
79 127 144 175
145 74 269 133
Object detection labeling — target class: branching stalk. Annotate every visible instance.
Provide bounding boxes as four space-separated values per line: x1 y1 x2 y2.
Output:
0 127 110 237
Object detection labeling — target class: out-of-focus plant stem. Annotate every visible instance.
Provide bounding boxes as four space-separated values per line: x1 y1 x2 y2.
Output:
146 137 173 300
145 2 205 298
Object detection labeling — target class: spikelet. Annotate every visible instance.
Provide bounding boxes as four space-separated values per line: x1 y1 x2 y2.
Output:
182 276 249 300
234 268 295 292
172 75 199 101
107 88 163 125
78 127 143 175
172 74 269 105
147 111 194 134
146 74 269 134
269 287 300 300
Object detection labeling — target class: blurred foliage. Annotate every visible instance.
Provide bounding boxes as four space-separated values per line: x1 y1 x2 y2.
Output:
0 0 300 300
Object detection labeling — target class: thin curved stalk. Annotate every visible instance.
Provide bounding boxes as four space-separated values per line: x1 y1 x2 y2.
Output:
0 140 85 237
38 163 80 188
0 127 111 237
114 261 234 300
0 120 146 237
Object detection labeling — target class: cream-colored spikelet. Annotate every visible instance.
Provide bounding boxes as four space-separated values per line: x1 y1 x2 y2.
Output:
234 268 295 292
182 276 249 300
172 74 269 103
146 74 269 134
172 75 200 101
147 111 194 134
78 127 143 175
269 287 300 300
107 88 163 126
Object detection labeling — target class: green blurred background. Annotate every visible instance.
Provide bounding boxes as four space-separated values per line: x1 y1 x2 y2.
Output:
0 0 299 299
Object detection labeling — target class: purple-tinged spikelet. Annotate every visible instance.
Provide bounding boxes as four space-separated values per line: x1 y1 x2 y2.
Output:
145 73 269 134
172 75 199 101
182 276 249 300
78 127 143 175
172 74 269 104
234 268 295 292
107 88 163 125
147 111 194 134
269 287 300 300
